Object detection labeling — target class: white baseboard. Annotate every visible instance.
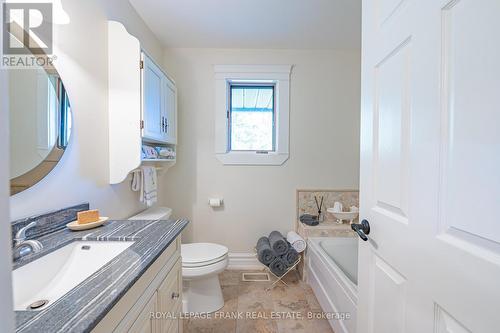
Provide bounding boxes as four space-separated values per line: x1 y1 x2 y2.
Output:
227 252 262 270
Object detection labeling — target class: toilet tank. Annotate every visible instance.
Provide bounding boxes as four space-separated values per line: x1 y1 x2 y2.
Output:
128 207 173 220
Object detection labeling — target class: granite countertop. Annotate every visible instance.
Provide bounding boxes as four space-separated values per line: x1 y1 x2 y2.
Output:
14 218 189 333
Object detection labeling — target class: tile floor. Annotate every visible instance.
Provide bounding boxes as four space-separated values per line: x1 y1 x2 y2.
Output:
183 270 335 333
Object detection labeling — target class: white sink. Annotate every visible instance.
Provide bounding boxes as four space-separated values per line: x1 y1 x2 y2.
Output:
12 241 134 311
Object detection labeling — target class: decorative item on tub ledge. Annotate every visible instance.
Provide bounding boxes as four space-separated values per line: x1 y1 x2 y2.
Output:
299 213 319 226
314 195 324 222
296 189 359 228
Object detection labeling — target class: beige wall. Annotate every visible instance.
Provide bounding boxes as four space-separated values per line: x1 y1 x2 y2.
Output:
9 0 164 220
161 48 361 252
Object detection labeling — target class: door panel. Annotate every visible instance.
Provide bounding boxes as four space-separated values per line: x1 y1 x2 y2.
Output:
163 79 177 144
377 0 407 26
142 54 164 142
370 254 407 333
434 305 471 333
373 40 411 222
440 0 500 247
359 0 500 332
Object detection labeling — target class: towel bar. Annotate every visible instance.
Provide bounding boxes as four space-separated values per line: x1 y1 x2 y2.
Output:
130 167 163 173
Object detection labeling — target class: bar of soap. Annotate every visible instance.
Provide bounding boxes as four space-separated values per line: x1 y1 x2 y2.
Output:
77 210 100 224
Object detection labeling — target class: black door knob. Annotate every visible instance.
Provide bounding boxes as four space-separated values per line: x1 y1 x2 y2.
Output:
351 219 370 241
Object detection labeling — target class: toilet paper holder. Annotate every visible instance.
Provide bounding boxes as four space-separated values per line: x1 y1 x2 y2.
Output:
208 198 224 207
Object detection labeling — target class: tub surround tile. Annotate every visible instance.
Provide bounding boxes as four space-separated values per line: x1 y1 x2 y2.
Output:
296 189 359 222
14 218 189 333
295 189 358 238
298 221 356 238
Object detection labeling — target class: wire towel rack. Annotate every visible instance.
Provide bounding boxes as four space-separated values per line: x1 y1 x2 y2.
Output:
254 247 301 291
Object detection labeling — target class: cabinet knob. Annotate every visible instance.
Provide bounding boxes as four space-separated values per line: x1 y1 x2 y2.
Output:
171 292 180 300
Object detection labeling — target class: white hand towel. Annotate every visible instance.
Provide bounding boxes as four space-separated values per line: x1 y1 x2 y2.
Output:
140 166 157 207
286 231 306 253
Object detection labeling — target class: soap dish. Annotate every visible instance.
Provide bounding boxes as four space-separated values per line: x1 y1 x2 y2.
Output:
66 217 109 231
326 209 359 224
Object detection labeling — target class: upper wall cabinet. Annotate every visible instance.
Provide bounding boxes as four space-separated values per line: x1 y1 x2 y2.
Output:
141 53 177 144
108 21 141 184
108 21 177 184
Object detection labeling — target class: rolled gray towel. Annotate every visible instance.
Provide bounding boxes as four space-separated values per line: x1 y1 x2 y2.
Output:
268 231 289 255
256 237 276 265
280 246 299 266
300 214 319 226
299 214 317 222
269 257 288 276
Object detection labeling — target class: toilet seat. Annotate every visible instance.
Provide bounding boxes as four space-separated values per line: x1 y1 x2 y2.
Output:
181 243 228 268
182 256 229 279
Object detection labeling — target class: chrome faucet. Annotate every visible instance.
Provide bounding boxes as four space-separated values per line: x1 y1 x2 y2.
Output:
12 222 43 261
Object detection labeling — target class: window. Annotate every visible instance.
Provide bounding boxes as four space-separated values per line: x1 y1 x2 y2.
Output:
229 85 275 152
214 65 292 165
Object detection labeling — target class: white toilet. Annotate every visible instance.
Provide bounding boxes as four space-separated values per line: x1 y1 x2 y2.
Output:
129 208 229 313
181 243 228 313
129 206 173 221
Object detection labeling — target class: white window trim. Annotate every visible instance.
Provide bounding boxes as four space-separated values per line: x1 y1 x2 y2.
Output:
214 65 292 165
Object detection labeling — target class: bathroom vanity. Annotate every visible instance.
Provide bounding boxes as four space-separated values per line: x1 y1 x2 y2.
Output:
12 205 188 333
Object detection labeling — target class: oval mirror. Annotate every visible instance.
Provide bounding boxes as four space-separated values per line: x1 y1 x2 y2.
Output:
8 66 72 195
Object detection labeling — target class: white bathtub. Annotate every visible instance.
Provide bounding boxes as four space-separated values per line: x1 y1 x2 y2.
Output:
306 237 358 333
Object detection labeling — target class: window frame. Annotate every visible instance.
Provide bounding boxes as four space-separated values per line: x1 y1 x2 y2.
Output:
228 83 276 153
214 65 292 166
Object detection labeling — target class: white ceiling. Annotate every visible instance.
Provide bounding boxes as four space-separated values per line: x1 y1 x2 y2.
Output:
128 0 361 49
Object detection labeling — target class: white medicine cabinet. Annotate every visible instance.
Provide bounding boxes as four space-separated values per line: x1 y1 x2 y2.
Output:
141 53 177 145
108 21 177 184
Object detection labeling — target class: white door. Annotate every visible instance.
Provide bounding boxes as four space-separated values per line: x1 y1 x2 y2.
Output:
358 1 500 332
142 53 165 142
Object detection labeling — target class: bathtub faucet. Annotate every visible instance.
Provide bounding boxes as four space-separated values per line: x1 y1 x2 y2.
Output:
351 219 370 241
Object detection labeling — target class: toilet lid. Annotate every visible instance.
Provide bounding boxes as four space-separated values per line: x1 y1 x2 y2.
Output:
182 243 228 266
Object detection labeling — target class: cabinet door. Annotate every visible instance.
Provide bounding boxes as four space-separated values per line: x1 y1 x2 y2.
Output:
157 259 182 333
142 53 164 142
128 291 157 333
163 78 177 144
